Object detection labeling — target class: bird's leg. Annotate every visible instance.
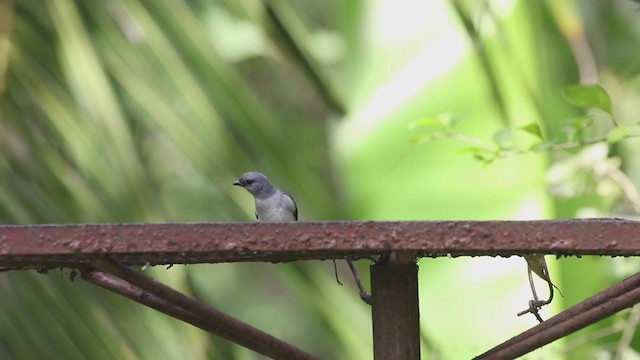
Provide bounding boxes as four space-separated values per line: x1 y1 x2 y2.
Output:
332 259 343 286
347 257 372 305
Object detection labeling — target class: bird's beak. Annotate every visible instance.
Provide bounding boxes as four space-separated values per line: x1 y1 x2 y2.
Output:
233 180 241 186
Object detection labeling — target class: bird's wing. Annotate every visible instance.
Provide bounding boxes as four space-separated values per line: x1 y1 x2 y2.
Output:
284 192 298 221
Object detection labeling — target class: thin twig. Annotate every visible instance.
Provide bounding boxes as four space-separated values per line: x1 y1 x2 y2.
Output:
552 134 640 151
517 267 544 322
615 305 640 360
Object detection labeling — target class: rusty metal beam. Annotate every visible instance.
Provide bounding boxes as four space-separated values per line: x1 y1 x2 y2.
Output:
0 219 639 270
371 258 420 360
82 259 319 360
0 220 638 359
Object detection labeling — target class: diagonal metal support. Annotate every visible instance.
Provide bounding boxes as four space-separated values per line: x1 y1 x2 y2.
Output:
475 271 640 359
84 258 318 360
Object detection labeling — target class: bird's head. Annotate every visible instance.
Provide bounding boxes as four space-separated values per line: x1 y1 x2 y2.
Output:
233 172 274 197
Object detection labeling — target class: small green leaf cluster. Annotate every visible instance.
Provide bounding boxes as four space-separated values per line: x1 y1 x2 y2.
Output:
412 85 640 164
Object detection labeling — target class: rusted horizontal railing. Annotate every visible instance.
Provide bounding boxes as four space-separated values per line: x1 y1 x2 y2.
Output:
1 219 639 359
0 219 639 270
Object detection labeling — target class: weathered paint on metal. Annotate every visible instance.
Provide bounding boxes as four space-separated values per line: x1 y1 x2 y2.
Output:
83 259 319 360
371 261 420 360
0 219 639 270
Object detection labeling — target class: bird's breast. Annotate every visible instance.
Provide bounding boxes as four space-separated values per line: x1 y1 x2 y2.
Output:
255 197 296 222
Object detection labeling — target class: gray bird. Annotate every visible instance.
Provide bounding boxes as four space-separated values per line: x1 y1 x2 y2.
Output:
233 172 298 221
233 171 371 304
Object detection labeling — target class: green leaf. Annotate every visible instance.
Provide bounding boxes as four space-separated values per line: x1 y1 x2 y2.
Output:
519 123 543 139
530 141 555 152
561 117 593 142
436 112 455 127
457 146 496 164
410 134 432 145
410 112 460 131
563 84 613 116
410 117 444 129
567 116 593 129
492 128 514 148
606 126 630 144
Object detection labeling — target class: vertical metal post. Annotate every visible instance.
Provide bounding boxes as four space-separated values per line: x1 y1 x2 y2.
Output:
371 260 420 359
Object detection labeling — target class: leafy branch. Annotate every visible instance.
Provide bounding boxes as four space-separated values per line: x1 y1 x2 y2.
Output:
412 85 640 164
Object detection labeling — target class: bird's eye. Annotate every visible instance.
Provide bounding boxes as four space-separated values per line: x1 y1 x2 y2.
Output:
245 179 254 185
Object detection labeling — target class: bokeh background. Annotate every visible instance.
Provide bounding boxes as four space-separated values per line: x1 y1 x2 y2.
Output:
1 0 640 359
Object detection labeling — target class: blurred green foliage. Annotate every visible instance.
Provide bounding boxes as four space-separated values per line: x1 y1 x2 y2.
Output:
1 0 640 359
